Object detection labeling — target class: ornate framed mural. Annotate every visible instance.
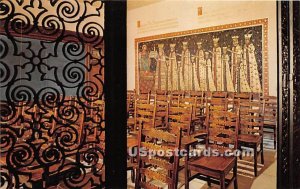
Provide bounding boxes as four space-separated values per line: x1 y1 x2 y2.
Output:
135 18 269 95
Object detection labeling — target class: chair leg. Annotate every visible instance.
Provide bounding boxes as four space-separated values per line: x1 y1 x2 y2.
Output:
234 159 238 189
135 167 140 189
261 142 264 165
220 173 226 189
185 166 189 189
238 144 243 160
207 176 211 187
254 146 258 177
168 170 173 189
131 169 135 183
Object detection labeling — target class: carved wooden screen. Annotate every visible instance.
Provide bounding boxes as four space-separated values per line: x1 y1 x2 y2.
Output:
292 2 300 188
0 0 105 188
278 1 300 188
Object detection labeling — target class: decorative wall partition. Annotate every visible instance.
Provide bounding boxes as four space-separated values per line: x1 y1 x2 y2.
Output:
278 1 300 188
0 0 105 188
135 19 269 95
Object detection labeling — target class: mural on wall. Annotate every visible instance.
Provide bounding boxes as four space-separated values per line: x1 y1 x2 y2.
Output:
135 19 269 95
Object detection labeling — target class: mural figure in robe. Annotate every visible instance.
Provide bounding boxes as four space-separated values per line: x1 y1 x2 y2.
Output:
204 51 216 92
154 44 168 90
181 42 193 90
195 42 207 91
231 36 251 92
243 33 262 93
167 43 179 91
138 44 150 72
191 53 201 91
211 38 223 91
221 46 235 92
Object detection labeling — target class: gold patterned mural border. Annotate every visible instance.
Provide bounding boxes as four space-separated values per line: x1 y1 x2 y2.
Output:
135 18 269 95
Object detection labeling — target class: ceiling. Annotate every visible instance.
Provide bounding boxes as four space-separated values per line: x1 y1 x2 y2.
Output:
127 0 163 10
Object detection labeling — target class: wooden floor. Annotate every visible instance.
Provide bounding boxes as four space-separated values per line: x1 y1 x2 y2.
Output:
127 149 276 189
127 132 277 189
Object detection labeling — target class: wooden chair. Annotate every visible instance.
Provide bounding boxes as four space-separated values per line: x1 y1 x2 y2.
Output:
135 128 182 189
171 91 184 97
190 91 203 97
167 105 193 136
88 99 105 143
211 91 227 98
139 90 151 104
156 90 168 95
170 91 184 107
127 94 136 133
263 96 277 149
19 103 38 142
190 92 207 129
231 92 252 112
154 94 169 129
184 90 191 97
185 107 239 189
127 90 136 118
179 97 202 133
209 95 228 112
167 104 207 180
128 96 151 132
128 90 136 97
133 102 156 132
42 107 58 144
238 99 264 177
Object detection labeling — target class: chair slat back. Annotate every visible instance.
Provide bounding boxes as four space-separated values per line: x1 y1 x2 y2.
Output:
232 92 252 110
207 107 239 154
170 90 184 107
136 128 182 189
127 90 136 117
238 99 264 135
179 97 197 119
209 97 228 112
154 94 169 128
90 100 105 141
156 90 168 95
138 92 150 104
263 96 277 126
212 91 227 98
167 105 193 135
134 102 156 131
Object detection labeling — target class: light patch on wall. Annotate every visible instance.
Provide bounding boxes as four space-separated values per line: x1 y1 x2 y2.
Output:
137 20 141 28
198 7 203 16
137 18 178 33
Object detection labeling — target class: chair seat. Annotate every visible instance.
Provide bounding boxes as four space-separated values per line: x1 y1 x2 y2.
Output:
188 156 236 173
191 130 207 138
238 134 262 144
